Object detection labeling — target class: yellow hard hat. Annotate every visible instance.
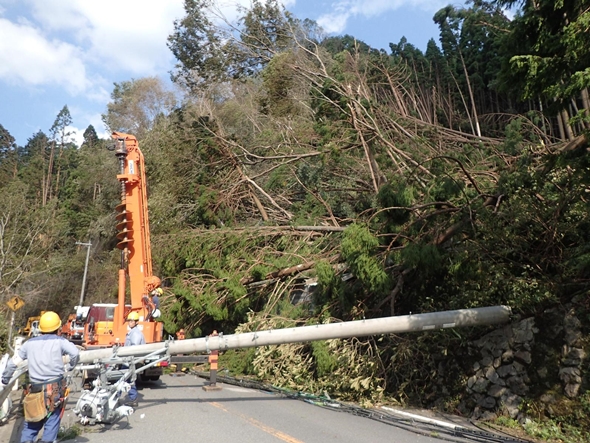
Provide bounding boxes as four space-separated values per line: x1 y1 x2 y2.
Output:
39 311 62 333
127 311 140 321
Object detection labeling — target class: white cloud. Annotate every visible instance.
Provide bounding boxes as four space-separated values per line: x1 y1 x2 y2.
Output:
67 107 110 146
4 0 432 96
2 0 302 84
317 12 350 34
68 125 85 147
316 0 446 34
0 17 90 93
24 0 186 74
68 123 109 147
25 0 91 33
0 0 321 146
0 0 190 104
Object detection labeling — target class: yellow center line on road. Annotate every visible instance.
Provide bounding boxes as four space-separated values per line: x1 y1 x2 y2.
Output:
209 402 305 443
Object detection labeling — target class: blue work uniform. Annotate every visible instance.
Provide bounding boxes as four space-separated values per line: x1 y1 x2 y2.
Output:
2 334 79 443
151 294 160 310
124 325 145 402
125 326 146 347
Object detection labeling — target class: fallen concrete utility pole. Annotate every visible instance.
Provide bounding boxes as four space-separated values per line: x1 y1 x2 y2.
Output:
1 305 511 425
78 305 511 364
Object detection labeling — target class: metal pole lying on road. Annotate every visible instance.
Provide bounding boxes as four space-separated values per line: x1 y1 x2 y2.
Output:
11 305 510 425
78 305 512 364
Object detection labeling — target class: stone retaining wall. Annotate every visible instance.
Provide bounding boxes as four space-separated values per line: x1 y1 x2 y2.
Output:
467 306 586 422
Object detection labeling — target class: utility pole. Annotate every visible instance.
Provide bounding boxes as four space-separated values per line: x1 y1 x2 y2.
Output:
7 310 15 347
76 241 92 307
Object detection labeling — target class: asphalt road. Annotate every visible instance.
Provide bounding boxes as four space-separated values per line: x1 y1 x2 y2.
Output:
1 374 527 443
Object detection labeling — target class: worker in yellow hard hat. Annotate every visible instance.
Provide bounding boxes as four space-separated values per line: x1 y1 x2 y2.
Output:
149 287 162 319
123 311 145 408
2 311 79 443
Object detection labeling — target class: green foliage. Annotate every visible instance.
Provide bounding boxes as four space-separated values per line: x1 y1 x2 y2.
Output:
315 260 336 288
310 341 337 376
522 418 590 443
50 105 73 142
376 181 414 226
196 186 233 227
0 124 18 185
493 0 590 111
433 3 510 132
102 77 176 137
341 224 378 259
341 224 390 294
266 165 290 191
495 416 520 429
0 316 8 354
167 0 227 89
237 0 295 76
290 194 327 225
401 243 442 274
429 177 463 203
379 330 470 405
82 125 99 147
0 182 67 295
169 0 302 90
502 118 526 155
156 227 342 333
58 423 83 441
220 348 257 375
0 123 15 152
233 313 384 404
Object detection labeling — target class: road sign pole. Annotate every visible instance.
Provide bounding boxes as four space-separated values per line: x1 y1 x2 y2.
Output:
7 311 15 349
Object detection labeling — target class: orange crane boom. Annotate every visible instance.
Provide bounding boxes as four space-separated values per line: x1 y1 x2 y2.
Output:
85 133 162 348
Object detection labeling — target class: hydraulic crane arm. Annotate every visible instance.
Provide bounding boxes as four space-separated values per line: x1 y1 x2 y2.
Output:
112 132 162 343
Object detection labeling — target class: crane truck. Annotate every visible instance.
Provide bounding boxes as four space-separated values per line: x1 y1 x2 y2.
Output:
17 311 48 338
83 132 165 380
60 306 89 345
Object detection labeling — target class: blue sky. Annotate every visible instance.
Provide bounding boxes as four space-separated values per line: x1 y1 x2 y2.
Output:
0 0 446 148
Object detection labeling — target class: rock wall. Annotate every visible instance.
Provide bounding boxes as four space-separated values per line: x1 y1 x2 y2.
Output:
466 306 586 422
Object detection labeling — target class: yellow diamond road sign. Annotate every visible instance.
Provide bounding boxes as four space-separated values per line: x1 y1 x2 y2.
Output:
6 296 25 312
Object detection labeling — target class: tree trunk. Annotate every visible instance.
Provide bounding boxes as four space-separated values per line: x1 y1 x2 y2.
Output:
459 50 481 137
582 88 590 129
43 141 55 206
560 108 574 141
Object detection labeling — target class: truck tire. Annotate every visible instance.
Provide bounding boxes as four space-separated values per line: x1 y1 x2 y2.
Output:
139 374 160 382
